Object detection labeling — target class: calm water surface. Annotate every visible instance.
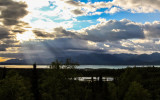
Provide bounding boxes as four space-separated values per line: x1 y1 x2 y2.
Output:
0 65 159 69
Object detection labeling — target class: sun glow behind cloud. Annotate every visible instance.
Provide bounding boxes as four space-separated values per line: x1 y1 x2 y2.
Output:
16 31 35 42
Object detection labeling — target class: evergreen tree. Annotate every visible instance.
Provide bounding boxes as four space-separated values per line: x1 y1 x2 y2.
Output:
124 81 151 100
0 70 34 100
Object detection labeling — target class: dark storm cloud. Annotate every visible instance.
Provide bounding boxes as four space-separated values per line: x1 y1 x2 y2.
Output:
0 0 28 25
19 38 104 58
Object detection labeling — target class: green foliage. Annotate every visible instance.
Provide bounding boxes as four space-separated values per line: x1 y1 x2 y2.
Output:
49 58 79 69
64 58 79 69
50 59 62 69
124 81 151 100
117 67 142 100
108 82 118 100
40 59 91 100
0 70 34 100
0 65 160 100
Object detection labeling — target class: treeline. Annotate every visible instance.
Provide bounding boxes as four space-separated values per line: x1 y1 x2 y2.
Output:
0 59 160 100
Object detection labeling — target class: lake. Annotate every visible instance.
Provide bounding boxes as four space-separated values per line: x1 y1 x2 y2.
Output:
0 65 159 69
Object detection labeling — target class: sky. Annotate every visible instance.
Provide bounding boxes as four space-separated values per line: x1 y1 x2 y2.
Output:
0 0 160 63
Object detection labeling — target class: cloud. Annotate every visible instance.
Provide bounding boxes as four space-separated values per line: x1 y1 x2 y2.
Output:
113 0 160 13
30 0 113 20
0 39 20 52
65 0 160 14
143 21 160 38
32 27 77 39
32 19 145 42
17 38 105 59
105 7 121 14
0 0 28 25
0 0 30 53
79 19 144 42
0 53 24 59
0 26 10 39
71 9 85 15
61 0 160 16
0 0 160 59
65 0 84 7
33 29 55 38
0 25 20 52
31 19 160 45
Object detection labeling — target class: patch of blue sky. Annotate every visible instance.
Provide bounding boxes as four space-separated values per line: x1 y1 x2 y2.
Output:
67 20 98 30
77 10 160 23
39 5 56 11
95 8 108 13
77 13 103 21
43 15 72 22
104 11 160 23
31 17 39 22
39 6 50 11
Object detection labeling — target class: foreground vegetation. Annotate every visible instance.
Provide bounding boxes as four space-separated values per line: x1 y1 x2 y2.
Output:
0 59 160 100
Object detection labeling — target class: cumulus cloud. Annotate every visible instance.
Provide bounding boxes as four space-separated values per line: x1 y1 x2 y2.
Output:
78 20 160 42
0 0 28 25
29 19 160 56
79 19 144 42
105 7 121 14
32 19 145 42
64 0 160 14
0 26 10 39
0 0 29 53
0 39 20 52
20 0 160 26
143 21 160 38
112 0 160 13
58 0 160 17
31 0 113 20
33 29 55 38
71 9 85 15
31 19 160 44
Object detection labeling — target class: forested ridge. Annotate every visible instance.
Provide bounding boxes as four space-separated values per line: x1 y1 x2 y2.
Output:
0 60 160 100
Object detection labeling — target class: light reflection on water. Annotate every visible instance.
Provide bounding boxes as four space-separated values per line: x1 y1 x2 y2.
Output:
0 65 159 69
72 77 114 82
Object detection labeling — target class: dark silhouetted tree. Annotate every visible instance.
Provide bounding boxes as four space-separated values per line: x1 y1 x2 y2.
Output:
32 63 40 100
2 67 6 79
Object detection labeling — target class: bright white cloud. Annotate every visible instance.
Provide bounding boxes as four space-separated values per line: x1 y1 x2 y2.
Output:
112 0 160 13
105 7 121 14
